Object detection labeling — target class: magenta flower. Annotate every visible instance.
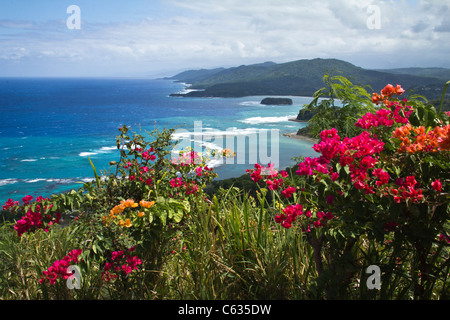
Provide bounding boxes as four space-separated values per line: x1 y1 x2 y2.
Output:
281 186 296 198
431 179 442 192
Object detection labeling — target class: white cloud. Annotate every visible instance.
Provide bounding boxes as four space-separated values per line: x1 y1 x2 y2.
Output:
0 0 449 77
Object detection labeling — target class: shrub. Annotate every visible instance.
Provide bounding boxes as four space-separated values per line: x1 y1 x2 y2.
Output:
247 82 450 299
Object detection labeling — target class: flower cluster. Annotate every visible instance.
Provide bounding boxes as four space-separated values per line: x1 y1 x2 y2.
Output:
275 204 303 228
255 83 449 234
103 199 154 227
246 163 289 191
101 247 142 282
123 146 157 185
169 176 201 196
171 150 203 166
2 198 19 211
274 203 335 230
392 123 450 153
39 249 83 285
356 84 413 130
371 84 405 104
385 176 424 203
313 211 335 229
431 179 442 192
304 128 385 193
355 101 413 130
169 149 221 198
13 196 61 237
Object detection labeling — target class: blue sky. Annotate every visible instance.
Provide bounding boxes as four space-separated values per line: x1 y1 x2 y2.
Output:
1 0 449 77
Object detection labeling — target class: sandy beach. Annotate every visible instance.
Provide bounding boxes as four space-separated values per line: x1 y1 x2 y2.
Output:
283 118 319 144
282 132 319 144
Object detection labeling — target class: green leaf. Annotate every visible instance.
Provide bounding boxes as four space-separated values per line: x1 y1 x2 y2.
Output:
172 209 184 223
158 210 167 225
87 157 101 188
409 111 421 126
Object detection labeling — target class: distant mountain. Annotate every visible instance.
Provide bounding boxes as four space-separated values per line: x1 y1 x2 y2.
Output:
167 58 450 100
166 67 226 84
374 67 450 82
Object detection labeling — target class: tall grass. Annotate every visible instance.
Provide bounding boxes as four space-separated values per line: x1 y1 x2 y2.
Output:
0 185 318 300
159 186 318 300
2 183 447 299
0 221 76 299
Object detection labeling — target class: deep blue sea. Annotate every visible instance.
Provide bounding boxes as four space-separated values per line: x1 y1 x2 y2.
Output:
0 77 317 205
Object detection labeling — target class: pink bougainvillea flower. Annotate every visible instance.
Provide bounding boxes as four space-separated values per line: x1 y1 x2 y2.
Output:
2 198 19 211
280 170 289 178
195 166 203 177
266 178 283 190
281 186 296 198
372 168 390 186
39 249 83 285
431 179 442 192
275 204 303 229
22 195 33 205
331 172 339 182
170 177 183 188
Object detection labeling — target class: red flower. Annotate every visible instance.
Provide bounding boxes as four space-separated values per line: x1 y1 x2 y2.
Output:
266 178 283 190
170 177 183 188
275 204 303 229
281 186 296 198
2 198 19 211
431 179 442 192
22 195 33 205
39 249 83 285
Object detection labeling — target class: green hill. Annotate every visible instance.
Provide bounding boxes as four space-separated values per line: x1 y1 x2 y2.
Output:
168 58 449 100
374 67 450 82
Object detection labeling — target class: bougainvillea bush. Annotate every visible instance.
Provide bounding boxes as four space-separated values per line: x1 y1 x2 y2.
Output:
247 82 450 299
1 77 449 300
1 125 233 299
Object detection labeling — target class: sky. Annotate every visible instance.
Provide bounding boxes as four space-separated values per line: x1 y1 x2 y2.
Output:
0 0 449 78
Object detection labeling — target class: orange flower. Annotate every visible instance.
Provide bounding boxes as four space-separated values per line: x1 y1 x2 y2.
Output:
121 199 138 208
139 200 155 208
380 84 404 98
393 124 450 153
381 84 395 98
119 218 132 227
137 211 145 218
110 204 125 215
394 85 405 95
413 126 425 135
372 93 383 104
392 123 412 139
437 125 450 151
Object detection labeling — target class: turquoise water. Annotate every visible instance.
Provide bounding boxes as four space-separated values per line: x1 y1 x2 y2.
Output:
0 77 317 204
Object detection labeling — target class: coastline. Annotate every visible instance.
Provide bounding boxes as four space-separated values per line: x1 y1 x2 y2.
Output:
282 132 319 144
284 118 318 144
287 118 307 123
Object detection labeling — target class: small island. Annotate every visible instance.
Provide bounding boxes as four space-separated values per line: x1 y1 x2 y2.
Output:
260 97 293 105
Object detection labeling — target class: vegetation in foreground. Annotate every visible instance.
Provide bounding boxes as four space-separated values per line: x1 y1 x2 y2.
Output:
1 75 449 300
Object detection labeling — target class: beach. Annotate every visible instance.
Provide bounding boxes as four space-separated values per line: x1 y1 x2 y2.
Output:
282 132 318 144
283 118 319 144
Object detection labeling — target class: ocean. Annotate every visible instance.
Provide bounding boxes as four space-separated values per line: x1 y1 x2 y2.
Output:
0 77 317 204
